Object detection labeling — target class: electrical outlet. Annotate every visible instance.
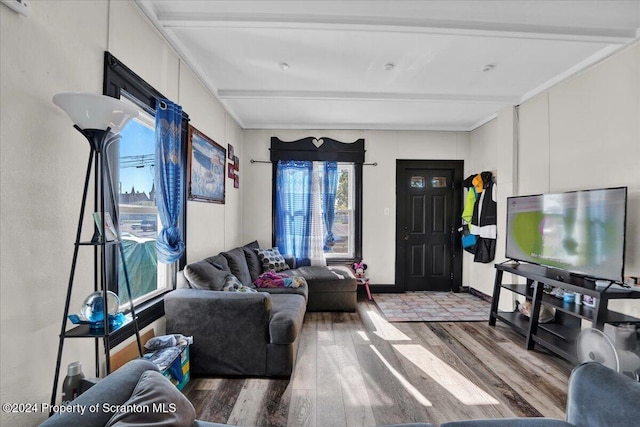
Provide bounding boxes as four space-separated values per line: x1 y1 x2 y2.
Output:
1 0 30 17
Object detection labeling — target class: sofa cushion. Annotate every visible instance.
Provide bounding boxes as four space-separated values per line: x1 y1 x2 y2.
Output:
243 240 262 281
105 370 195 427
258 281 309 302
255 247 290 272
268 294 306 345
221 247 253 286
204 254 230 272
184 260 228 291
295 266 357 292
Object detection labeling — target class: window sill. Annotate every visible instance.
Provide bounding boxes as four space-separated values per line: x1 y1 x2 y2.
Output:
327 258 358 266
108 292 167 348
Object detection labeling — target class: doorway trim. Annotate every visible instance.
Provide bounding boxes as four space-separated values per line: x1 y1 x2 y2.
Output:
394 159 464 293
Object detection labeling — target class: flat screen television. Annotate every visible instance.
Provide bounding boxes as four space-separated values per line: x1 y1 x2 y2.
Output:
505 187 627 282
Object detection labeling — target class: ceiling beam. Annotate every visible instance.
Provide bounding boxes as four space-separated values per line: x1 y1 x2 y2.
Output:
156 12 635 43
217 90 519 105
240 121 479 132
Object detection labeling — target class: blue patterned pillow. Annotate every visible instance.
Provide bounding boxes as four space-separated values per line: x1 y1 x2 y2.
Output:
255 247 290 272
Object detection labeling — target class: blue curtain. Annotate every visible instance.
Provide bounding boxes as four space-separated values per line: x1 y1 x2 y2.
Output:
154 99 185 264
322 162 338 250
275 161 313 266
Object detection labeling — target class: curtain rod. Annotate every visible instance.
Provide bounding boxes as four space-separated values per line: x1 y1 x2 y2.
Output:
250 159 377 166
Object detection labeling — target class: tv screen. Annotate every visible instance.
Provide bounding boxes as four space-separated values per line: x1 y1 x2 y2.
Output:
505 187 627 282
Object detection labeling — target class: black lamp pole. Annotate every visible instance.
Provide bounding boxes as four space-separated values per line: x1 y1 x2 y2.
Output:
49 125 142 414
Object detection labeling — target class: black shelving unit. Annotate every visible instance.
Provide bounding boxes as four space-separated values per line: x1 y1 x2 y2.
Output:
489 262 640 363
49 126 142 411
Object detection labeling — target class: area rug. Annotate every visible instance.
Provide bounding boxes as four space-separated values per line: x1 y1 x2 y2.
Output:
373 291 491 322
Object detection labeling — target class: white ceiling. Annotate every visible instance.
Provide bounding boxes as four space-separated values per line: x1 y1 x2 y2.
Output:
136 1 640 131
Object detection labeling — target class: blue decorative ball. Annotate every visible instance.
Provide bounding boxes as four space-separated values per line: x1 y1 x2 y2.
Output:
81 291 119 322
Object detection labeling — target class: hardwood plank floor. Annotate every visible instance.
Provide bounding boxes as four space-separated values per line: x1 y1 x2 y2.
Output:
183 296 572 426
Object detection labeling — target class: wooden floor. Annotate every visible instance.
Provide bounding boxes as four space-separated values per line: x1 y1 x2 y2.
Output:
183 296 572 426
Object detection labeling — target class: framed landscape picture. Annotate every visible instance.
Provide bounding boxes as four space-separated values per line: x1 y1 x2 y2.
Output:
187 126 226 203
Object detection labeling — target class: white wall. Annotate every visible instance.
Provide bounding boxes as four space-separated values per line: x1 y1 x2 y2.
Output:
1 3 110 425
473 42 640 317
242 129 470 285
0 2 242 425
466 107 518 311
466 119 499 296
178 61 244 262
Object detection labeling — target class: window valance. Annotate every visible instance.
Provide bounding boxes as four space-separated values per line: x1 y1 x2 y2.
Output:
270 137 365 163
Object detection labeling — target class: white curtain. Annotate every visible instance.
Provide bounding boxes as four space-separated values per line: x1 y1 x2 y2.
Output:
309 162 326 266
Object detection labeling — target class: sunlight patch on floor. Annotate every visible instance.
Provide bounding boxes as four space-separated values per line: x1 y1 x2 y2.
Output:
193 378 223 390
356 331 370 342
369 345 433 407
317 330 333 342
364 309 411 341
394 344 500 405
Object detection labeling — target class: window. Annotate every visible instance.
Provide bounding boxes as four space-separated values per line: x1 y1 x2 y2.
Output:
103 52 189 342
271 137 363 264
324 163 355 259
116 95 171 305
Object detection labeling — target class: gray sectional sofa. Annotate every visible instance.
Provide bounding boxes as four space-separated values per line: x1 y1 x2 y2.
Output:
165 241 356 377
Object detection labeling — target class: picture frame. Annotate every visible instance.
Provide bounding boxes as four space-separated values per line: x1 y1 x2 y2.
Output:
228 143 235 160
228 163 235 179
187 126 226 204
233 155 239 171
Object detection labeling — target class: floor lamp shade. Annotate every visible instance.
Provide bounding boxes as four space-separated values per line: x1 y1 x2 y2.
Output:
53 92 138 133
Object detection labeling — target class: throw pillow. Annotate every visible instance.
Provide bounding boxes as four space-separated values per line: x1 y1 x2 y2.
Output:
183 260 228 291
255 247 290 272
221 247 253 287
105 370 195 427
222 274 257 293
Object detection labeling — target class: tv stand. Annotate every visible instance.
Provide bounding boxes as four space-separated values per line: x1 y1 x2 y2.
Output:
489 263 640 363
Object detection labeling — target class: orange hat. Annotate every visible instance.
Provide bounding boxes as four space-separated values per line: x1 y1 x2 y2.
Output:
472 174 484 194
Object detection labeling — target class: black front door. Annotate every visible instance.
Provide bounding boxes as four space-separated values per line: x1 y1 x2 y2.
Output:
395 160 463 292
